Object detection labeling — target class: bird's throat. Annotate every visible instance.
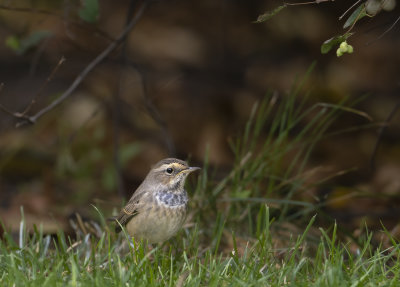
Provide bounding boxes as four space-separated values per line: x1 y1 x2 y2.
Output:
155 191 188 207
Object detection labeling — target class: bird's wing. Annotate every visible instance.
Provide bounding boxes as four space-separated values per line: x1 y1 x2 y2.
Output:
114 189 147 233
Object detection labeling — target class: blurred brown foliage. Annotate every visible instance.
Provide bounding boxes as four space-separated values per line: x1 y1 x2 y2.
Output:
0 0 399 237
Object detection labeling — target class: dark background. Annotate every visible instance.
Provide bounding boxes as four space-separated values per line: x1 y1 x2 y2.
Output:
0 0 399 237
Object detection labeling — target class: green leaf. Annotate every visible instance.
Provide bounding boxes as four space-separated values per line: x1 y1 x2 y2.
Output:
254 4 287 23
79 0 99 23
343 3 367 29
5 31 52 55
20 31 52 52
5 36 20 51
320 33 353 54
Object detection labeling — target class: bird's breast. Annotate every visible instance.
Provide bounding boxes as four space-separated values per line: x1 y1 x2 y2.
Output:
155 191 188 207
125 202 187 243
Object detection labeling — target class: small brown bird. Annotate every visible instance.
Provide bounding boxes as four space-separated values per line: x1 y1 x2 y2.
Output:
114 158 200 244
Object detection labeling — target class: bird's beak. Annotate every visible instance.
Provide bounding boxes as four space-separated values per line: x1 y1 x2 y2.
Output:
187 166 201 173
178 166 201 176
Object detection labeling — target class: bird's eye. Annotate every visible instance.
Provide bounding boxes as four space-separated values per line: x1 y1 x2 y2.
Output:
166 167 174 174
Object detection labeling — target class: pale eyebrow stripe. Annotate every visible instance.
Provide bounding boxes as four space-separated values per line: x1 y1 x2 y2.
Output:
153 163 186 172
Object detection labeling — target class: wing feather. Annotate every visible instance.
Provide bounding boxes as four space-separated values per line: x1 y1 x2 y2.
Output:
114 188 148 233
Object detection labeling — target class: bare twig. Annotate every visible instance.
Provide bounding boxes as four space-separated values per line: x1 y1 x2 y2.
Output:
9 1 147 126
0 84 13 116
21 56 66 116
366 15 400 46
370 101 400 172
339 0 362 20
122 59 176 156
0 83 34 123
0 103 20 117
140 70 176 156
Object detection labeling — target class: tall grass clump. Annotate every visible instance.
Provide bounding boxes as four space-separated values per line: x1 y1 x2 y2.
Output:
192 64 367 244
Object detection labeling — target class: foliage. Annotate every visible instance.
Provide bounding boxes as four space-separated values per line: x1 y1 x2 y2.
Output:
343 3 368 29
255 0 398 56
5 31 52 55
253 4 287 23
321 33 353 54
4 0 99 55
78 0 99 23
336 41 354 57
206 63 365 234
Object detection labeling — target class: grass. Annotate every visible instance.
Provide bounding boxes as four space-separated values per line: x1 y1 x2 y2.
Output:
1 68 399 286
0 207 399 286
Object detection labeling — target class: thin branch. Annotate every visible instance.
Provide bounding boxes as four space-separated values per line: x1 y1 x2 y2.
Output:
370 101 400 173
0 84 14 116
0 83 33 123
366 15 400 46
21 56 66 116
123 59 176 156
0 102 18 117
17 1 147 126
339 0 362 20
140 67 176 156
0 103 18 117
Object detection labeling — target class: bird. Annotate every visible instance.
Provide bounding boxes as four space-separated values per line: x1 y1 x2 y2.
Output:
114 158 200 244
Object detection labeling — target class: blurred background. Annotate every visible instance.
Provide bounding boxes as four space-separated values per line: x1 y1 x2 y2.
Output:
0 0 399 239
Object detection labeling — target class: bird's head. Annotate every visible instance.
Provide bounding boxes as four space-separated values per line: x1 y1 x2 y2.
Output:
145 158 200 192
